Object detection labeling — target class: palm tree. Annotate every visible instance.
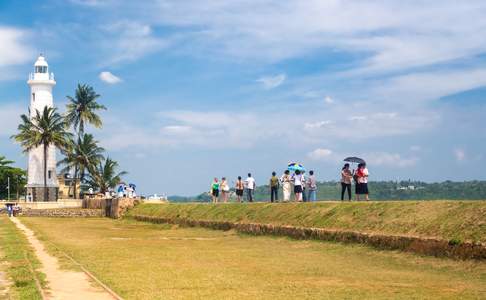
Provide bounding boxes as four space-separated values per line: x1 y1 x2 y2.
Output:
12 107 72 201
0 156 14 169
86 157 127 194
65 84 106 137
58 134 105 198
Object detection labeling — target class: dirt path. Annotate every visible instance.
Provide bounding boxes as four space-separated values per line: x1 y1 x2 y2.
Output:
11 217 115 300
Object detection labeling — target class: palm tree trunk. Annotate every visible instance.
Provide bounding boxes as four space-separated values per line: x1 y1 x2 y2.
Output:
43 143 48 201
73 165 78 199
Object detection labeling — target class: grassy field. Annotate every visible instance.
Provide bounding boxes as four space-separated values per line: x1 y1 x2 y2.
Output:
129 201 486 243
20 217 486 300
0 216 44 300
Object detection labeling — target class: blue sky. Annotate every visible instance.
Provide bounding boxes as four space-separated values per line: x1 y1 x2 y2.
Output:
1 0 485 195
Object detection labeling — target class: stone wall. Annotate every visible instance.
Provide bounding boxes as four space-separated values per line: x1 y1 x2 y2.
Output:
21 208 104 217
105 198 139 218
14 199 83 210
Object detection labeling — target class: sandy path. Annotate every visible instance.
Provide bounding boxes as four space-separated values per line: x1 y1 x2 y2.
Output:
11 217 115 300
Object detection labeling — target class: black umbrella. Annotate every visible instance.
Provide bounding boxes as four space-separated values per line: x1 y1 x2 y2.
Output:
343 157 366 164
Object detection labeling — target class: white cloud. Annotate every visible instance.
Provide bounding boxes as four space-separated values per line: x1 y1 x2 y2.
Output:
308 148 333 161
304 120 333 130
324 96 334 104
0 27 33 81
100 22 170 64
454 148 466 162
99 71 122 84
257 74 286 89
366 152 418 168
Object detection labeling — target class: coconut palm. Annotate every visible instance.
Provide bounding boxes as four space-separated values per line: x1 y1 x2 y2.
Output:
12 107 72 200
65 84 106 137
0 156 14 169
86 157 127 194
58 134 105 198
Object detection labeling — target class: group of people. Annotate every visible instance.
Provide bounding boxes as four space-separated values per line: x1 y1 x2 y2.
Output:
210 163 370 203
340 163 369 201
210 169 318 203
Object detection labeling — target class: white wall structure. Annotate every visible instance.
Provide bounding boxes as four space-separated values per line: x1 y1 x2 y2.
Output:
26 55 59 201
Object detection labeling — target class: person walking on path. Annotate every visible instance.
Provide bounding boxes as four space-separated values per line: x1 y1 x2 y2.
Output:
307 170 317 202
341 163 353 201
235 176 244 202
220 177 230 203
269 171 280 202
6 204 13 217
355 163 369 201
245 173 256 202
210 178 220 203
291 170 304 202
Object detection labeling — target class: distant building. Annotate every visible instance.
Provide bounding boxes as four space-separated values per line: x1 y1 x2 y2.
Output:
26 55 59 201
57 174 80 199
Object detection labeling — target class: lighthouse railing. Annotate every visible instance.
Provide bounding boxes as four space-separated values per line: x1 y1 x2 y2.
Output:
28 73 55 81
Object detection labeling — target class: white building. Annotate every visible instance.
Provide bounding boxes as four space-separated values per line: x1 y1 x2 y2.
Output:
26 55 59 201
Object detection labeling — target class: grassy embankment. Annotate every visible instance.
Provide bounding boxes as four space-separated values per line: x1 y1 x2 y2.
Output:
129 201 486 243
20 217 486 299
0 216 45 300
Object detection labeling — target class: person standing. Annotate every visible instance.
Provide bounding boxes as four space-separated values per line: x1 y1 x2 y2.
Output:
269 172 280 202
307 170 317 202
355 163 369 201
341 163 353 201
280 170 291 202
245 173 256 202
291 170 304 202
6 204 13 217
210 178 220 203
235 176 244 203
220 177 230 203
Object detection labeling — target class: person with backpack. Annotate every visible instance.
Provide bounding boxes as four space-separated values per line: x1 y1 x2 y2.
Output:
307 170 317 202
269 171 280 202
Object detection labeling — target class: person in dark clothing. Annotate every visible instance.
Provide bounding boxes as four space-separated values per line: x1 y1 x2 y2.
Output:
341 163 352 201
269 171 279 202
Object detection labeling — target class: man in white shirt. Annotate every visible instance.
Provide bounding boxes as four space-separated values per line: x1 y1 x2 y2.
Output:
245 173 256 202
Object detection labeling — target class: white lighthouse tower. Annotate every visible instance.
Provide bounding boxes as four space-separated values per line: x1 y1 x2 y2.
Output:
26 55 59 201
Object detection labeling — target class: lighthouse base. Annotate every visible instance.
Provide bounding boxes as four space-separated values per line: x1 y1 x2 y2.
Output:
26 186 59 202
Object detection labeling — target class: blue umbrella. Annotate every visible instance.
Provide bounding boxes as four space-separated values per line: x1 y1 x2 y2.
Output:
288 162 306 172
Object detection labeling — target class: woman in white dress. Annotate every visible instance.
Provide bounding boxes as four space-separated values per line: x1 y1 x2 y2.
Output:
280 170 291 202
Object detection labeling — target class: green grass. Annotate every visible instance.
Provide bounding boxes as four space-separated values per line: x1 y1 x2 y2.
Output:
0 216 45 300
129 201 486 243
20 217 486 300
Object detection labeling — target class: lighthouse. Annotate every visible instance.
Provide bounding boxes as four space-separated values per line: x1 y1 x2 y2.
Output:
26 55 59 201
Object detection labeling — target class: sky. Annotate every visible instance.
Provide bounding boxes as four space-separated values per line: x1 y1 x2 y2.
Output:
1 0 486 196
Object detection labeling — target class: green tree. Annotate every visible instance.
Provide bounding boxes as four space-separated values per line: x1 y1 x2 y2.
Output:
86 157 127 194
0 156 14 169
12 107 72 201
65 84 106 137
58 134 105 198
